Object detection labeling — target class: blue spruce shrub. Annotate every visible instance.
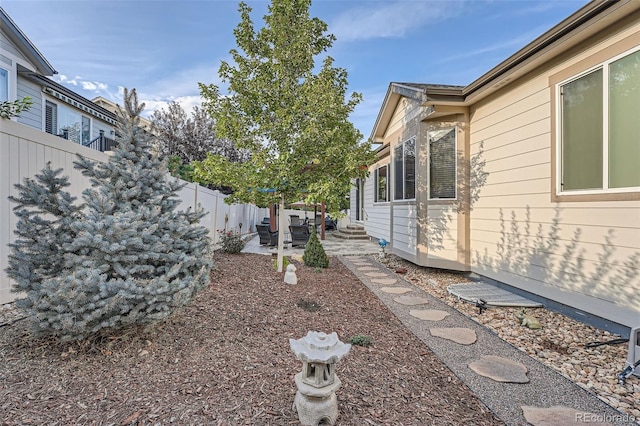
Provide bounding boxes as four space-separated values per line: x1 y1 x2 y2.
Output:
6 89 212 341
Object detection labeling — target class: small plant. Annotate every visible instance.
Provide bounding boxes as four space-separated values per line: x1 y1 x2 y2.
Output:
1 97 33 119
218 229 246 254
349 334 372 347
303 232 328 268
273 255 290 271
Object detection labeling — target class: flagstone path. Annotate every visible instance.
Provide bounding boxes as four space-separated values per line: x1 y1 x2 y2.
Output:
340 255 631 425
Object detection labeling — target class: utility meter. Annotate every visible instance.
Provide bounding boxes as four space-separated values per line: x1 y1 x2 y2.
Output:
619 326 640 384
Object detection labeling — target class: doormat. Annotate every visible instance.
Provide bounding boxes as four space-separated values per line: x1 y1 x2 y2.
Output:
447 282 543 307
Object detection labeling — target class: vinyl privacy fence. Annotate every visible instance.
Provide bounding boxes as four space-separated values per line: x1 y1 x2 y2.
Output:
0 119 267 304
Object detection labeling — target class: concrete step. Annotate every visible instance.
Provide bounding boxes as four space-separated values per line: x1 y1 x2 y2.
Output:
332 230 370 240
339 228 367 235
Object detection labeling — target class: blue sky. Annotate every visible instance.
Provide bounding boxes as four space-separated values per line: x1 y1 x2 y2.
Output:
3 0 589 139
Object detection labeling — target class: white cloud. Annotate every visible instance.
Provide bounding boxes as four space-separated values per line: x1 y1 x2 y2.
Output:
80 81 108 92
330 1 466 42
436 25 549 64
140 95 205 119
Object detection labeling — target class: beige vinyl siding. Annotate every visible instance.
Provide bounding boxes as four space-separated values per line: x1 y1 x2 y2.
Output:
469 22 640 325
424 204 458 257
385 97 422 140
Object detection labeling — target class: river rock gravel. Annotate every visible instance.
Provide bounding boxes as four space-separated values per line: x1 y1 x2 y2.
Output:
379 254 640 419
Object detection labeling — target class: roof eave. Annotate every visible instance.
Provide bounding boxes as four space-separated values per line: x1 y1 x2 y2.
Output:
0 7 56 76
370 83 425 143
462 0 627 99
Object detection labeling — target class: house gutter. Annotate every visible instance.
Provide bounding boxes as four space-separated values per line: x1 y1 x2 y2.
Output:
462 0 621 98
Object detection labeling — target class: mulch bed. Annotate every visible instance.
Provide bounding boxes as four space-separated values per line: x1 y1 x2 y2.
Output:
0 253 502 425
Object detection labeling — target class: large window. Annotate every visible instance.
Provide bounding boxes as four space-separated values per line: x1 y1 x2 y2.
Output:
559 48 640 193
393 137 416 200
45 100 91 145
0 68 8 102
428 128 457 199
374 164 388 202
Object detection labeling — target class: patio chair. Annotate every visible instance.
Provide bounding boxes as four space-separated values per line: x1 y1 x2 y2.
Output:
324 217 337 231
256 224 278 246
290 215 301 225
289 224 311 247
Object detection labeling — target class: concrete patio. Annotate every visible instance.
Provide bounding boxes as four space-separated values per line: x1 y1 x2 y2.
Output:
242 230 381 257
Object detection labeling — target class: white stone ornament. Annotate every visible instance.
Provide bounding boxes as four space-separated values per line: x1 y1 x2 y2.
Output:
284 264 297 285
290 331 351 426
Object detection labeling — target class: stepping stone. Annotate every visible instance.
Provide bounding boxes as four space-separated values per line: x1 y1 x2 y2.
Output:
372 278 398 285
521 406 612 426
429 328 477 345
468 355 529 383
357 267 378 271
380 287 412 294
364 272 389 278
393 295 429 306
409 309 449 321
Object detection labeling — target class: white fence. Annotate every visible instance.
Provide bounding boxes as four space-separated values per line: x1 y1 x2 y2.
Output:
0 119 268 304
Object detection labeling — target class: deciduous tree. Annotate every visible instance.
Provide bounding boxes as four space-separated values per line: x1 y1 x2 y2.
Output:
194 0 374 271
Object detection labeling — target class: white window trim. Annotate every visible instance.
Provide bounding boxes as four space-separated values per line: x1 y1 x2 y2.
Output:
374 163 390 203
427 127 458 201
555 45 640 196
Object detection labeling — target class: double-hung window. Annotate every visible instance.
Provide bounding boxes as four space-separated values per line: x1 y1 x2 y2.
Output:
428 127 457 200
558 47 640 194
393 137 416 200
374 164 389 202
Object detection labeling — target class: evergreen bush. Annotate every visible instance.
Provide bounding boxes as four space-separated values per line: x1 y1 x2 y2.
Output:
218 230 246 254
302 232 328 269
5 89 212 341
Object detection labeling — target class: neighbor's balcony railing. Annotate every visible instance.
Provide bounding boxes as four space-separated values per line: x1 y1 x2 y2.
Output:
83 130 117 152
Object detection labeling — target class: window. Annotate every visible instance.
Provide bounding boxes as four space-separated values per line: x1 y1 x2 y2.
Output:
374 165 388 202
393 137 416 200
559 48 640 193
45 100 91 145
428 128 457 199
0 68 8 102
45 101 57 134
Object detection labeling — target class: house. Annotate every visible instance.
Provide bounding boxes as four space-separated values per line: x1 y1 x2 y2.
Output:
1 7 117 152
355 0 640 332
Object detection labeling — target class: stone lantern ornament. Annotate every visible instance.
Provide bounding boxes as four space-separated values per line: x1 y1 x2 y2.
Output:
290 331 351 425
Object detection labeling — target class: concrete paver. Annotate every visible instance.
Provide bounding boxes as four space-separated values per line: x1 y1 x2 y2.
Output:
339 255 633 425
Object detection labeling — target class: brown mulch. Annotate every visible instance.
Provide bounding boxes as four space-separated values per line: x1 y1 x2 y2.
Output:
0 253 502 425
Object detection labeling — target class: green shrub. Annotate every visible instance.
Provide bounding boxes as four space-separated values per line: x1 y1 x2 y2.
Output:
349 334 372 347
273 255 290 271
218 230 246 254
303 232 328 268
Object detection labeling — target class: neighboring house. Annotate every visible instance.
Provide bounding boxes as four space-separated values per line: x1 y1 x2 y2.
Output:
356 0 640 331
1 7 117 152
92 96 154 134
